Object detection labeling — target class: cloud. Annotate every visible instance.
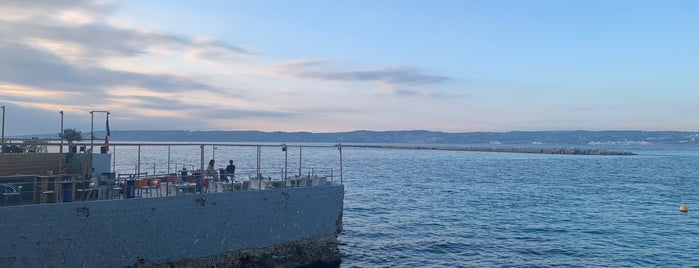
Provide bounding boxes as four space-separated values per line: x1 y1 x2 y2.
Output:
0 43 214 94
296 66 448 86
0 0 249 110
0 0 112 23
277 62 449 97
0 0 457 133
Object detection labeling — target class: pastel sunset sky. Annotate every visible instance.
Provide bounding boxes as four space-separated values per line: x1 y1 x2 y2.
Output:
1 0 697 135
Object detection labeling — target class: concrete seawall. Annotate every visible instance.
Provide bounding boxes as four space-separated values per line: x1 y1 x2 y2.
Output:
0 184 344 267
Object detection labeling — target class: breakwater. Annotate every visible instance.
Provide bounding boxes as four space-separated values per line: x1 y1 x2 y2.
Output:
344 145 635 155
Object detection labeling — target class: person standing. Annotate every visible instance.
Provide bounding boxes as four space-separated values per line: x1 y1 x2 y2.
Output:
206 159 216 176
225 160 236 180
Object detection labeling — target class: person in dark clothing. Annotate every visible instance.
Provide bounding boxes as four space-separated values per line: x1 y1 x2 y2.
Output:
225 160 236 179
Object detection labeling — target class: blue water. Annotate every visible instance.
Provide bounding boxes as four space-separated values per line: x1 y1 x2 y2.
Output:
338 146 699 267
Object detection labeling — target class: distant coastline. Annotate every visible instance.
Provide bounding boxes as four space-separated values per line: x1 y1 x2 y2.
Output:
14 130 699 145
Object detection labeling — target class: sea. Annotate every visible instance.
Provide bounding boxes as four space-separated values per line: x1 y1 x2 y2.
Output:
337 145 699 267
106 143 699 267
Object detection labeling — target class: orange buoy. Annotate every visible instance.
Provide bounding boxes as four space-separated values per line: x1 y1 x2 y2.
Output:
679 205 688 213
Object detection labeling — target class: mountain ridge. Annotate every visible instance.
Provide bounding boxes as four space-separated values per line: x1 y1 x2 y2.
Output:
42 130 699 145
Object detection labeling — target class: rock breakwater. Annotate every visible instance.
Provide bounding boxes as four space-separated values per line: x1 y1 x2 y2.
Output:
345 145 635 155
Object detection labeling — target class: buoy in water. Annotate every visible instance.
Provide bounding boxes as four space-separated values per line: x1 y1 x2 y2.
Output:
679 205 688 213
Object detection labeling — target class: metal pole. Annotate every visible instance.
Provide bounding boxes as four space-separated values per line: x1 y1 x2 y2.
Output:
112 145 116 173
298 146 302 177
89 110 110 152
59 110 64 153
257 145 262 178
257 145 261 189
200 145 205 194
1 105 5 154
167 145 171 174
90 111 94 151
283 144 288 187
200 145 205 177
106 112 110 151
137 145 141 176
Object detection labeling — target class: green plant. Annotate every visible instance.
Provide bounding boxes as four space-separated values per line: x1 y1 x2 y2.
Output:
61 128 83 144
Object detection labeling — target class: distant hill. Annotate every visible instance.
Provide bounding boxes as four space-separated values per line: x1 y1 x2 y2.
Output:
17 130 699 145
83 130 699 145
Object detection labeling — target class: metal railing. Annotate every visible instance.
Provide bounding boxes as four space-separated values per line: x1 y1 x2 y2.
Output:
0 141 343 206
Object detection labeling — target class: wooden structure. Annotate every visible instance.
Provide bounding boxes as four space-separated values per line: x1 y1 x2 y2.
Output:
0 153 65 176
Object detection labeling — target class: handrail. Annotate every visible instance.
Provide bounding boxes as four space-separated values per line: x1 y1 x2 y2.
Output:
0 141 344 207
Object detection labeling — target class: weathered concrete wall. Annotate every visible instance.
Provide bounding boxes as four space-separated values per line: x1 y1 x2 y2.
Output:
0 184 344 267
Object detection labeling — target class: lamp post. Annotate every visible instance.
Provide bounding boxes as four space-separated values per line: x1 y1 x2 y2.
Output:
59 110 64 153
1 105 5 154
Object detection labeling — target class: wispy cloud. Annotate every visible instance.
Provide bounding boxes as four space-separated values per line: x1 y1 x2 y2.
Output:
296 66 448 86
0 43 213 94
277 62 449 97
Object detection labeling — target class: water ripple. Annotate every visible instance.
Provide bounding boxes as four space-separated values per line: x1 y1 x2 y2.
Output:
339 146 699 267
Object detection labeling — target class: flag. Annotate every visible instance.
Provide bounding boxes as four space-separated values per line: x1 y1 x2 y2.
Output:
105 116 111 152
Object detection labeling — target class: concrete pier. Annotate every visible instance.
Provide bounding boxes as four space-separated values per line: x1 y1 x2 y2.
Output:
0 185 344 267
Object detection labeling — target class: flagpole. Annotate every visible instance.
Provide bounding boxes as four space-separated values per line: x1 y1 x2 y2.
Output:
105 112 110 152
89 110 109 178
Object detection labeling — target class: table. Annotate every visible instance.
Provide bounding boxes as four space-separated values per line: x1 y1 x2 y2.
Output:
175 183 197 194
34 175 60 204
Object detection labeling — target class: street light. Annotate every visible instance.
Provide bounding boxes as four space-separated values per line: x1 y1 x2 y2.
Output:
59 110 64 153
1 105 5 154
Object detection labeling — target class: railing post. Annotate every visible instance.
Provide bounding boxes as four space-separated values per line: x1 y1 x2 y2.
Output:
298 146 303 178
257 145 261 189
338 143 343 184
167 145 171 175
200 144 205 178
137 145 141 177
112 145 116 173
282 144 288 188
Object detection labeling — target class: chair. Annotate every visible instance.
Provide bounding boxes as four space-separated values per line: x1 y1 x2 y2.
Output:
111 180 124 199
76 181 96 201
2 183 23 205
149 178 162 197
136 179 151 197
40 185 56 203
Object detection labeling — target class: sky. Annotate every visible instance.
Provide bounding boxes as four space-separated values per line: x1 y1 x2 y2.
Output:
0 0 697 135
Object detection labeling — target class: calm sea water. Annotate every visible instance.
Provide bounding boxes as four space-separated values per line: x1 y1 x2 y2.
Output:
338 145 699 267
